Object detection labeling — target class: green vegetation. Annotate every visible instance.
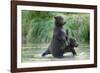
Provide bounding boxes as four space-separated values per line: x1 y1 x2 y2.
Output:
22 10 90 45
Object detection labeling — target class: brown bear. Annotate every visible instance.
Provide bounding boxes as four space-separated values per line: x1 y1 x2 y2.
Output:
64 37 78 55
42 16 67 58
64 29 78 56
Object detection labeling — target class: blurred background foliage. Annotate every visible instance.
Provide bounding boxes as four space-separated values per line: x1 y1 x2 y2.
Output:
22 10 90 45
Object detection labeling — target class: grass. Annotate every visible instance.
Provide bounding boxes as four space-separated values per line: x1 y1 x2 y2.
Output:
22 10 90 44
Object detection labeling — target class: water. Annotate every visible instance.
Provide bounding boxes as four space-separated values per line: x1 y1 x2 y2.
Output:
21 43 89 63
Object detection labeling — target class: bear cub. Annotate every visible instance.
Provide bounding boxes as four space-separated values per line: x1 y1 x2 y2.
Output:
64 30 78 56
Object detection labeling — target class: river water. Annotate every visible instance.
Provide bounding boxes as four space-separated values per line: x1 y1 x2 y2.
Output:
21 43 89 62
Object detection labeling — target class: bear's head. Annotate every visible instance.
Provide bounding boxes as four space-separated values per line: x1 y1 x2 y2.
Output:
54 16 66 27
69 38 79 47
